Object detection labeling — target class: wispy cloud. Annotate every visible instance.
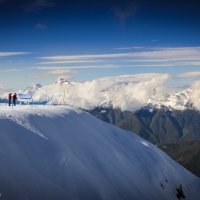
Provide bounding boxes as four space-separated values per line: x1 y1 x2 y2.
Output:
0 68 20 72
115 46 145 50
35 23 47 30
39 53 135 60
151 39 159 43
38 46 200 68
178 71 200 78
133 47 200 59
127 64 174 67
124 58 200 63
175 61 200 66
24 0 55 12
47 69 75 75
114 1 138 28
38 59 105 65
32 69 75 79
0 52 31 57
39 47 200 60
32 64 120 70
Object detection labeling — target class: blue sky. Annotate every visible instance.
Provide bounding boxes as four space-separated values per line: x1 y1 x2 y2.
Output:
1 0 200 89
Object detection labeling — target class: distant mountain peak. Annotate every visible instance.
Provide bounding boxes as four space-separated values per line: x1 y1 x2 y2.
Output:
98 93 113 108
33 83 42 89
147 89 193 110
54 77 70 85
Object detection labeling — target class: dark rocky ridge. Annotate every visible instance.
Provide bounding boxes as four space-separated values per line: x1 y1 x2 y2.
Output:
158 141 200 177
89 107 200 144
88 107 200 176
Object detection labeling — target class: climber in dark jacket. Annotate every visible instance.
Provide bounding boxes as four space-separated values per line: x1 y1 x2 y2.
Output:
12 93 17 106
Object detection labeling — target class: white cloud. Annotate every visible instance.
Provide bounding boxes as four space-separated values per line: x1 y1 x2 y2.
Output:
35 23 47 30
124 57 200 63
178 71 200 78
0 68 20 72
189 81 200 109
175 61 200 66
38 59 105 65
30 73 169 111
0 52 31 57
47 69 75 75
39 47 200 61
32 69 75 79
38 47 200 67
32 64 119 70
127 64 174 67
39 53 134 60
115 46 144 50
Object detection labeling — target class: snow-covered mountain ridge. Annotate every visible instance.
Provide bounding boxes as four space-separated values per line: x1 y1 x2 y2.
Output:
146 89 194 111
0 105 199 200
1 74 199 111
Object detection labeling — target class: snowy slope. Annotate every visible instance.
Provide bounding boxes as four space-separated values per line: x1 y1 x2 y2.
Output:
0 105 199 200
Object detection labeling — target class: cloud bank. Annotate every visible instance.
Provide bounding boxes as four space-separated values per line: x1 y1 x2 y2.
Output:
190 81 200 109
3 72 200 111
178 71 200 78
26 73 169 111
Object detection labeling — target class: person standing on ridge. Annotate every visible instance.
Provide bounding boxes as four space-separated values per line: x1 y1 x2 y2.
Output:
8 93 12 106
13 93 17 106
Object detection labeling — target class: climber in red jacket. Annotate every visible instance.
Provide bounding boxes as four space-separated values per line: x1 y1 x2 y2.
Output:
8 93 12 106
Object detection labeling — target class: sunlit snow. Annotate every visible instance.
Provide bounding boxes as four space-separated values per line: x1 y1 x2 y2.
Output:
0 105 199 200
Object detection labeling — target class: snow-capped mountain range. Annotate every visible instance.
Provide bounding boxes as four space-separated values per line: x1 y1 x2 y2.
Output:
1 74 199 111
147 89 193 111
0 105 199 199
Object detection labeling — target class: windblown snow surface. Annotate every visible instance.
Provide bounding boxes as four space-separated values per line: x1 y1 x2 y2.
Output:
0 105 199 200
